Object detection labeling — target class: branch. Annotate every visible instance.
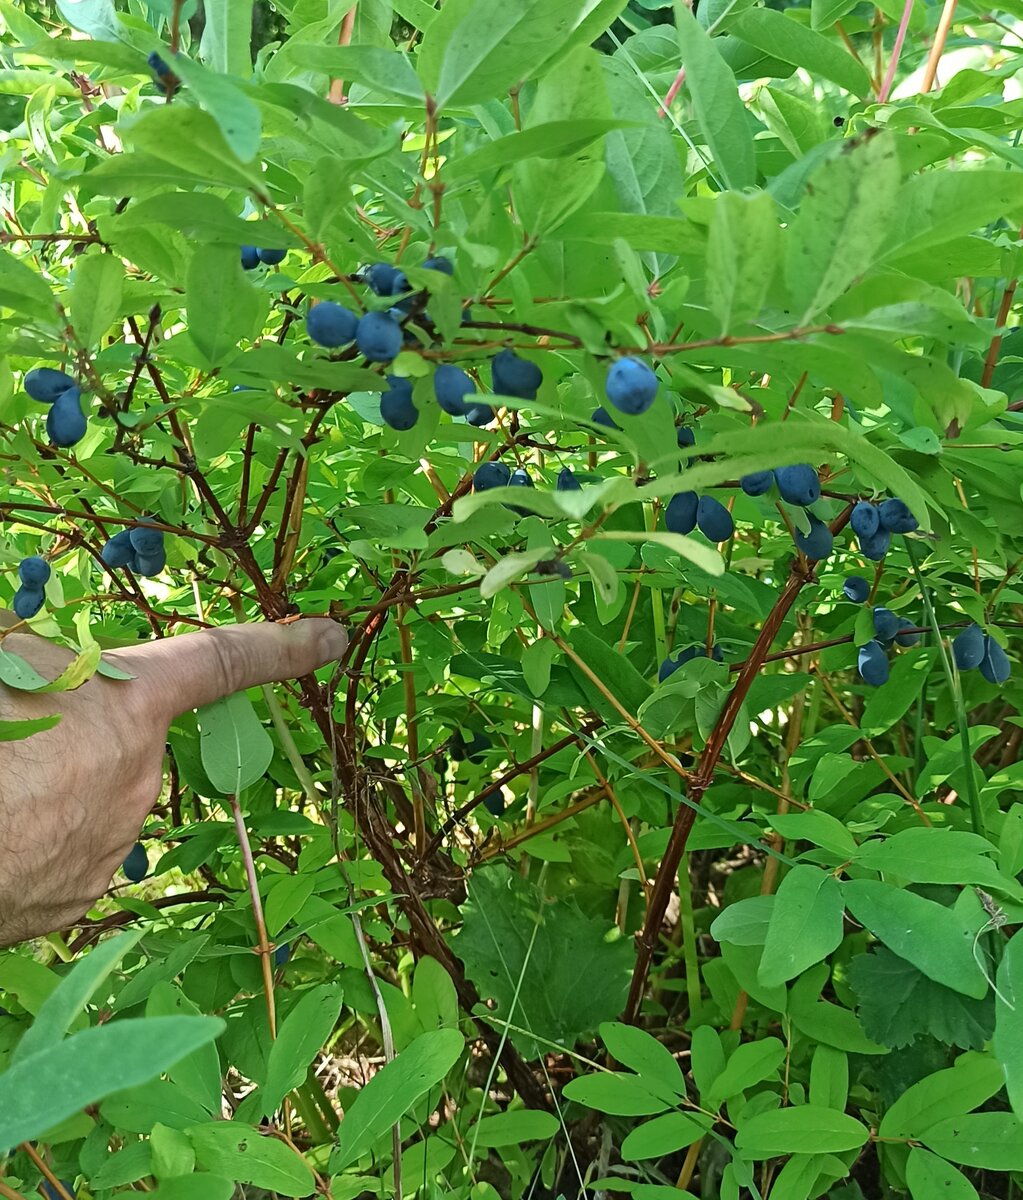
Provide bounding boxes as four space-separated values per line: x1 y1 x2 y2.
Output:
622 505 853 1022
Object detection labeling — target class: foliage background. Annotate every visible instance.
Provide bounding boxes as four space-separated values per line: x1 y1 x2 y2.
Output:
0 0 1022 1198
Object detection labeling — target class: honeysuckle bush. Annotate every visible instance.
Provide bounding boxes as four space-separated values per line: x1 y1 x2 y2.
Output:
1 0 1023 1198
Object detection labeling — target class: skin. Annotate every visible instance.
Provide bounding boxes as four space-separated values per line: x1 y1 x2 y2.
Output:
0 617 347 947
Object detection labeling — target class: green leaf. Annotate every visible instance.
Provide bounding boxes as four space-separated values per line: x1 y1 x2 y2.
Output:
878 1052 1005 1138
264 873 316 937
811 0 858 28
172 54 262 161
706 191 780 335
768 811 858 859
0 246 55 318
521 638 557 696
513 47 612 236
0 649 50 691
68 252 123 352
599 1022 687 1101
55 0 120 39
906 1149 979 1200
419 0 628 108
122 106 260 188
0 1016 224 1152
577 550 620 607
148 1178 235 1200
735 1105 869 1158
469 1109 560 1147
848 947 994 1051
186 243 264 368
759 866 844 988
188 1122 316 1196
196 690 273 795
854 827 1011 890
568 625 652 716
13 930 144 1064
562 1072 672 1116
198 0 253 77
594 530 725 575
995 929 1023 1118
726 9 871 95
447 119 633 180
843 879 986 997
621 1112 711 1161
708 1037 786 1104
672 3 756 191
480 549 552 599
710 895 774 947
90 1142 153 1189
784 132 902 323
331 1028 464 1170
261 985 344 1117
922 1113 1023 1170
0 714 60 741
286 46 424 102
36 644 101 694
454 867 634 1056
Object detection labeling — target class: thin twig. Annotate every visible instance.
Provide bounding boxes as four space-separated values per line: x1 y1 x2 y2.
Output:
877 0 916 102
231 794 278 1038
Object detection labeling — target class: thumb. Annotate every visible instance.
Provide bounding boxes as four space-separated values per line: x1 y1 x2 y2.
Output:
108 618 348 720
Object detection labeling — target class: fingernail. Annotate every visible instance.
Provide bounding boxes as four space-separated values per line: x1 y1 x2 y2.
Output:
315 620 349 663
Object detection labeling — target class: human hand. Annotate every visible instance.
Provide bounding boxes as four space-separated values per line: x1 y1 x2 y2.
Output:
0 618 347 946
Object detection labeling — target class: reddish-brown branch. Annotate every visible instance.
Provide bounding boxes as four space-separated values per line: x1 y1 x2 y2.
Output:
622 506 852 1022
423 725 597 856
981 235 1023 388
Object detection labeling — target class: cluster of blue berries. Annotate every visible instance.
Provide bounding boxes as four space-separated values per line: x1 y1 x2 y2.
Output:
843 586 922 686
952 622 1011 684
13 555 51 620
843 580 1010 687
24 367 88 448
849 497 918 559
471 459 583 519
241 246 287 270
100 519 167 578
305 257 467 427
739 463 833 557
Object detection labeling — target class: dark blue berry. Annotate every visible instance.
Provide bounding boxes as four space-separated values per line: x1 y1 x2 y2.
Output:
774 465 820 507
740 471 773 497
842 576 869 603
18 556 50 587
878 498 919 534
492 350 542 400
605 358 658 416
665 491 698 535
952 623 985 671
850 501 880 539
857 639 889 686
696 495 734 542
307 302 358 347
794 516 832 559
356 311 402 362
122 842 148 883
24 367 76 403
434 364 474 415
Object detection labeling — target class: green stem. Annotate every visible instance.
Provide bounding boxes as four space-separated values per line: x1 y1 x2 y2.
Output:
647 505 668 663
262 684 320 804
293 1078 333 1143
676 855 701 1020
905 537 985 836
